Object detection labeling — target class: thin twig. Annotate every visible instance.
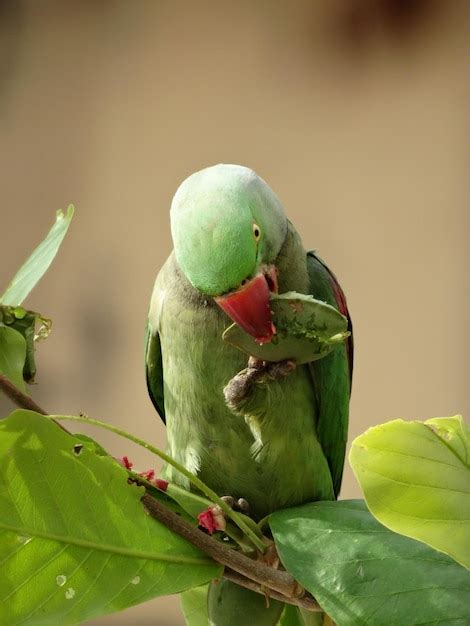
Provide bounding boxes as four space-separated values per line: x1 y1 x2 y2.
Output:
0 373 71 432
223 569 321 612
0 373 47 414
142 493 304 600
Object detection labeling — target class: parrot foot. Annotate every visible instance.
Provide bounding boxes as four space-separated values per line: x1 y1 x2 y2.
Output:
224 358 296 412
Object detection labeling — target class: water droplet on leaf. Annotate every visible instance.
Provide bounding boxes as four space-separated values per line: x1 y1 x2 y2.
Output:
17 535 31 545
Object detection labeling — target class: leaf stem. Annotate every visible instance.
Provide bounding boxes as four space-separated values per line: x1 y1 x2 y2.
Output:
51 413 266 553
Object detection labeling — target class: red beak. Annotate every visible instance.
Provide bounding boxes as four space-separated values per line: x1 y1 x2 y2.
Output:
215 272 276 344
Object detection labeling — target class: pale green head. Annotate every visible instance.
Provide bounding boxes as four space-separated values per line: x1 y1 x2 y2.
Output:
170 164 288 296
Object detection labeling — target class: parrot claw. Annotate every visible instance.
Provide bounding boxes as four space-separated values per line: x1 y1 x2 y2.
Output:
220 495 250 514
224 358 296 412
247 356 297 379
236 497 250 514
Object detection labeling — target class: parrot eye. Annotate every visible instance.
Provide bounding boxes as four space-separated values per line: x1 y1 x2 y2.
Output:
252 223 261 241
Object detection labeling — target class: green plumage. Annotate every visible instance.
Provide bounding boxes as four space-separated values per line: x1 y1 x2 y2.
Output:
146 228 351 515
145 164 352 625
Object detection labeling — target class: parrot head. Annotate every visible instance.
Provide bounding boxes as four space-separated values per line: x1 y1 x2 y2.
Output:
170 164 288 344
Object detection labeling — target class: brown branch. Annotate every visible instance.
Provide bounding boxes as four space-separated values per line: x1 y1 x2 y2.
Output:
142 493 307 601
0 373 71 433
0 374 321 612
0 373 47 414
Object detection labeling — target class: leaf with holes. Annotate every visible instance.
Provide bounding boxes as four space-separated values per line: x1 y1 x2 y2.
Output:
0 410 221 625
349 416 470 568
270 500 470 626
223 292 349 364
1 205 74 306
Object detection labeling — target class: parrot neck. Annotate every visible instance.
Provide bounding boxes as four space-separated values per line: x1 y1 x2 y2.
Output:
276 221 310 294
171 253 219 309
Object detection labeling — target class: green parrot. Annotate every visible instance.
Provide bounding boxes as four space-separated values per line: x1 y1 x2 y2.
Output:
145 164 353 624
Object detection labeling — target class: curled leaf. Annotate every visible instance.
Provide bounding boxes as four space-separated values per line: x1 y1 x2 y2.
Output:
1 204 74 306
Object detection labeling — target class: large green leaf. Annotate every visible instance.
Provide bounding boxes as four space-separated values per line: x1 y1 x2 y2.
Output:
0 410 221 625
0 325 27 392
1 205 74 306
349 416 470 568
180 585 209 626
270 500 470 626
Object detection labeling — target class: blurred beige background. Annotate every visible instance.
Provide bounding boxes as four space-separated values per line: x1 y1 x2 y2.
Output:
1 1 469 624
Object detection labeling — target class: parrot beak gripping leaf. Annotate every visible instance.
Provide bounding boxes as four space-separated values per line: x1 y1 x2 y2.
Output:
215 265 278 344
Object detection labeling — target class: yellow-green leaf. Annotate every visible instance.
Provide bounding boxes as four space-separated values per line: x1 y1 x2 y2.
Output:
349 416 470 568
0 410 220 625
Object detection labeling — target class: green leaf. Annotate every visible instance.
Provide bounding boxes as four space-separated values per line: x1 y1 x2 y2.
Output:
0 305 52 383
207 579 284 626
279 605 305 626
1 205 74 306
72 433 110 457
0 326 27 392
349 416 470 568
270 500 470 626
278 605 325 626
0 410 221 625
181 585 210 626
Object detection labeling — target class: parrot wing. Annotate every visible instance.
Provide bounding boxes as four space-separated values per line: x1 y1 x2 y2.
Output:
306 251 353 498
145 283 166 424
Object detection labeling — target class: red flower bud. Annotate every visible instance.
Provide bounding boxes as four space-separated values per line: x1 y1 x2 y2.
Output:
197 505 226 534
139 469 156 481
116 456 133 470
152 478 169 492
